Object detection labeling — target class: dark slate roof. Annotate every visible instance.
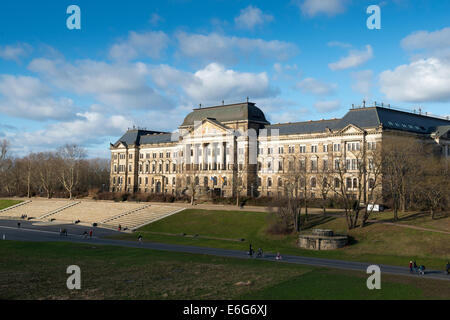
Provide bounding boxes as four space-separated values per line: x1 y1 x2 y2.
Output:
376 107 450 134
181 102 269 127
264 107 450 135
114 129 172 146
265 119 341 135
140 133 174 145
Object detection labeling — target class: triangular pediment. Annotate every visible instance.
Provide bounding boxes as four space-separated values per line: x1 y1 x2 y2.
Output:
192 118 230 137
432 125 450 139
338 124 365 134
112 141 128 148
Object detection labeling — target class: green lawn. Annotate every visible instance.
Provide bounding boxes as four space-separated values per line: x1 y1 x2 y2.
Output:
370 210 450 233
0 199 22 210
1 241 448 300
112 209 450 270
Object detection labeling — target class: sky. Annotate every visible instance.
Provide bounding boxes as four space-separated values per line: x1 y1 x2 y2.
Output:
0 0 449 158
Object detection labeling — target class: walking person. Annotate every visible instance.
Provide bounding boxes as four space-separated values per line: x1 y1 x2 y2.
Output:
413 260 418 273
419 265 426 275
409 260 413 273
276 252 282 260
17 222 21 228
248 244 253 257
137 234 143 244
257 248 263 258
89 229 93 239
446 262 450 275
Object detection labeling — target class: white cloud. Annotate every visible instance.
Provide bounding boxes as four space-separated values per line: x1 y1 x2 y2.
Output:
234 6 274 30
0 43 32 62
109 31 169 61
327 41 352 48
183 63 278 103
296 77 337 96
401 27 450 52
28 58 173 110
298 0 349 17
329 45 373 71
379 58 450 103
0 75 77 120
314 100 341 112
8 111 132 154
149 13 164 26
176 32 299 65
401 27 450 60
351 70 373 99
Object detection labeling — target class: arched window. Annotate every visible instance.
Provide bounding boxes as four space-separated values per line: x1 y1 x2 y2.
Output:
369 178 375 189
204 176 208 186
278 177 282 187
311 177 317 188
323 177 328 188
334 178 340 188
195 176 199 186
346 178 352 189
353 178 358 189
268 177 272 187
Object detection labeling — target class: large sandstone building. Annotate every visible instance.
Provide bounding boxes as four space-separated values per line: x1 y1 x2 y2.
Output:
110 101 450 201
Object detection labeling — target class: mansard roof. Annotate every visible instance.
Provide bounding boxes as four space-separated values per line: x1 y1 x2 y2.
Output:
113 129 173 147
266 106 450 135
180 102 269 127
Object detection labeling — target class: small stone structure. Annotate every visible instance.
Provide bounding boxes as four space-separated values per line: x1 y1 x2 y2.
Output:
298 229 348 250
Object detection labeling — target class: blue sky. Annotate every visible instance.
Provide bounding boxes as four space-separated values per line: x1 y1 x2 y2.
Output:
0 0 449 158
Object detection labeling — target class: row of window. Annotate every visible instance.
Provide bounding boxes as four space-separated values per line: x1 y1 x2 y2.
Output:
260 176 376 189
113 142 377 161
258 142 376 155
258 158 374 172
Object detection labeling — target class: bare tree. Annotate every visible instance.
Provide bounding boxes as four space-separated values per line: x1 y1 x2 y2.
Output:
316 160 333 215
360 147 383 227
382 137 421 220
57 144 86 199
186 165 200 205
415 157 449 219
329 148 365 230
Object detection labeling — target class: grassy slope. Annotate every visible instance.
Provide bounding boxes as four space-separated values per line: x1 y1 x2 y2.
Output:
371 210 450 233
0 199 22 210
112 209 450 270
1 241 448 300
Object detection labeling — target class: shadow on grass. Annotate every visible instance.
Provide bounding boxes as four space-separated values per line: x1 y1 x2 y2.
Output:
302 215 336 230
347 235 358 246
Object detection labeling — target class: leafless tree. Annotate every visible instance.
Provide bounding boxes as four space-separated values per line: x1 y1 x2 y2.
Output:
36 152 59 198
382 136 422 220
414 157 449 219
57 144 86 199
360 147 383 227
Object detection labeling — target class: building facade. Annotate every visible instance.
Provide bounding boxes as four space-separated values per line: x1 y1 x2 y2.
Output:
110 101 450 201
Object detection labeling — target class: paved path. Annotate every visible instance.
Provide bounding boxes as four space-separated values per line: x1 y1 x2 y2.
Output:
1 220 448 282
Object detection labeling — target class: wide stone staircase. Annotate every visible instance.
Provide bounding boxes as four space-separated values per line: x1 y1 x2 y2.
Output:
101 205 186 231
49 201 146 224
0 199 76 219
